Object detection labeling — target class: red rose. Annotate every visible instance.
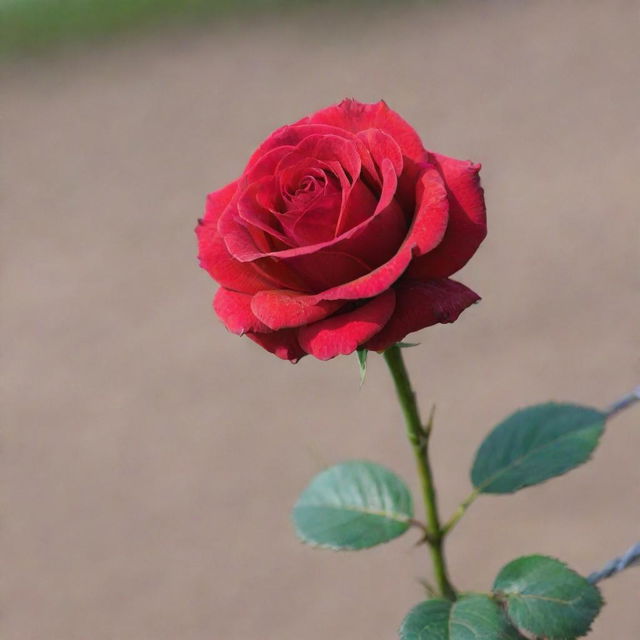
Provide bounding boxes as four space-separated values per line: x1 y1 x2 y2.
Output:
196 99 486 362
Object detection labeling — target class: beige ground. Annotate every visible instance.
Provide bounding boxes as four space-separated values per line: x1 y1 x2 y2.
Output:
2 0 640 638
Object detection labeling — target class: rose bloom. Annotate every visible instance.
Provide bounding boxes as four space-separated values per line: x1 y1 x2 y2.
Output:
196 99 486 362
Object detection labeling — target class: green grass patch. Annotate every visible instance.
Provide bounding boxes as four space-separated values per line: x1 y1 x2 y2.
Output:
0 0 319 57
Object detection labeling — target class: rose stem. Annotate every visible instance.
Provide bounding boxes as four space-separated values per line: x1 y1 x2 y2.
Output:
383 344 456 601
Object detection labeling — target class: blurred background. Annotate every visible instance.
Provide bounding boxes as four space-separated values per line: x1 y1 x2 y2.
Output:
2 0 639 638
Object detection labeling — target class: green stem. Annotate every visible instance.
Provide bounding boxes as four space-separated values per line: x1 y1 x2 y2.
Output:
383 344 456 600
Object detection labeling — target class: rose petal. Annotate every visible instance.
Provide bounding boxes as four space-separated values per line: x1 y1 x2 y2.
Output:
331 193 408 269
251 290 344 330
297 289 396 360
333 176 378 234
286 191 345 245
306 164 449 302
251 257 311 292
196 181 277 293
218 146 296 259
299 99 428 164
242 144 297 185
279 160 326 201
276 133 362 182
407 154 486 278
395 156 422 214
275 162 344 245
245 328 306 363
276 135 361 243
218 186 275 260
245 123 356 171
216 182 312 292
411 163 450 255
222 135 366 262
284 250 372 291
356 128 404 181
222 130 411 270
224 160 410 274
202 196 310 291
214 288 272 335
364 279 481 351
336 153 401 240
237 177 293 245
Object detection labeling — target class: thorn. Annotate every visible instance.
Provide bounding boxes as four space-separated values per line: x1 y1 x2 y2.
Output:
417 578 437 598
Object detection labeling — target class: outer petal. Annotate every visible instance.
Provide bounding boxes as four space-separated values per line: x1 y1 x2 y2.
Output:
251 290 344 330
196 181 277 293
245 328 306 363
407 153 486 279
364 279 481 352
299 99 428 164
411 163 451 256
214 288 271 335
297 289 396 360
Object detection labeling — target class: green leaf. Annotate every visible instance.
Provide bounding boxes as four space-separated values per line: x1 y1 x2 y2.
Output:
397 341 420 349
292 461 413 550
356 348 368 385
400 594 525 640
494 555 603 639
471 403 606 494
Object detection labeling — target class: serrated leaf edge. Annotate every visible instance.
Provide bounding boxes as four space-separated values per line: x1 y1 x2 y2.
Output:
399 594 525 640
494 554 604 640
473 404 606 494
292 461 413 551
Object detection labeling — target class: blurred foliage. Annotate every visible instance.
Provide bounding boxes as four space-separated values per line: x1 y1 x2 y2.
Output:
0 0 283 56
0 0 434 58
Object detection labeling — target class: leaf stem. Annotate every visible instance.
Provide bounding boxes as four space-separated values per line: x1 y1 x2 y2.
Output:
383 344 456 600
442 487 480 536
